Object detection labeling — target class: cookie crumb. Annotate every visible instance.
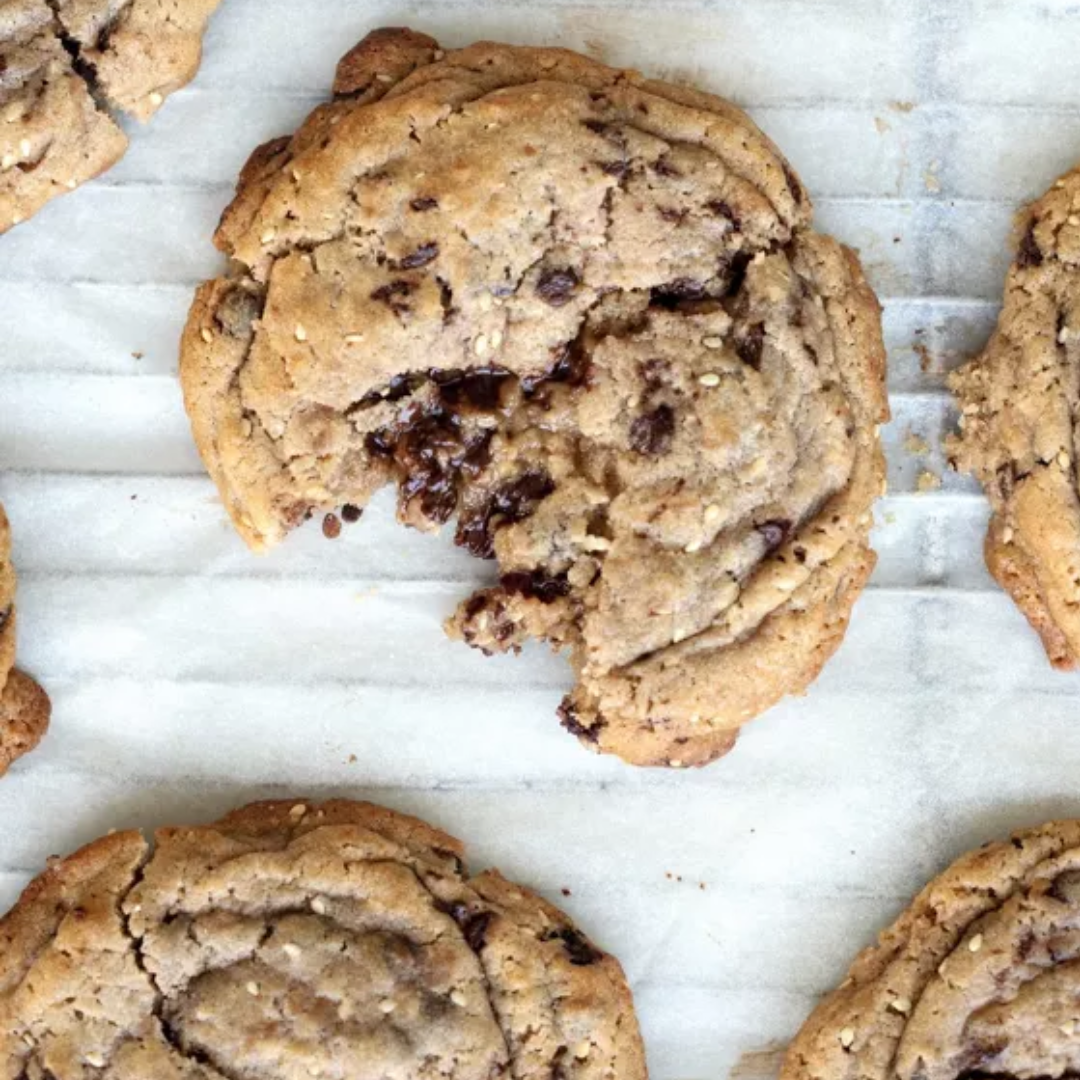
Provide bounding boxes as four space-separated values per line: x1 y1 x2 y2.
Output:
917 470 942 493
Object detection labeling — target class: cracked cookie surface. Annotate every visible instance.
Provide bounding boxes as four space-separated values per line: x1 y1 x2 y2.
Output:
0 798 646 1080
0 0 221 232
181 28 888 767
782 820 1080 1080
0 503 49 777
950 167 1080 669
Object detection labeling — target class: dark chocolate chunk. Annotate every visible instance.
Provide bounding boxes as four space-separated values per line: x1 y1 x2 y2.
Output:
409 196 439 211
1018 223 1043 268
705 199 739 227
393 242 440 270
431 365 513 410
629 404 675 456
543 926 603 966
756 519 792 551
736 323 765 368
341 504 363 524
557 698 602 744
500 569 571 604
650 277 708 309
535 267 581 307
455 470 556 558
435 900 493 952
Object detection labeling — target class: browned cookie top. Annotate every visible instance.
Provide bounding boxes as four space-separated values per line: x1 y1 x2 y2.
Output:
782 820 1080 1080
950 167 1080 670
0 503 49 776
0 0 221 232
181 29 888 767
0 798 646 1080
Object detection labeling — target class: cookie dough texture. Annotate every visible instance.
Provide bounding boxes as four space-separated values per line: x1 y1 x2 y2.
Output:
0 0 221 232
0 798 646 1079
782 820 1080 1080
181 29 888 767
0 504 49 776
950 166 1080 670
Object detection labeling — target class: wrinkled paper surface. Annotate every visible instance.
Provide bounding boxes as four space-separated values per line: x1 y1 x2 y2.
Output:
4 2 1080 1077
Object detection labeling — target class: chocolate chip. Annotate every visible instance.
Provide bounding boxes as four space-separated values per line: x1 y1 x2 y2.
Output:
535 267 581 307
341 504 363 524
705 199 739 227
409 196 438 211
500 570 571 604
322 513 342 540
757 519 792 551
436 901 493 952
629 404 675 455
650 277 707 309
599 159 630 179
782 163 804 205
793 545 807 564
455 470 556 558
639 357 670 390
370 279 415 317
543 926 603 966
582 118 610 137
722 250 752 298
365 429 395 457
521 341 591 396
392 242 439 270
385 372 426 401
557 698 602 744
736 323 765 368
1018 223 1043 268
431 365 512 409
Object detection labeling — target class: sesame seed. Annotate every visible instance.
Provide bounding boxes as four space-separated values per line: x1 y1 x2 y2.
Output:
19 138 30 157
1070 216 1080 226
890 996 911 1014
66 179 77 189
1 154 14 169
85 1052 106 1068
490 329 504 348
704 504 722 523
375 73 395 83
968 933 983 952
450 989 468 1007
344 333 364 344
474 334 489 356
246 981 260 996
689 714 701 725
200 328 213 344
261 229 276 244
283 942 301 959
574 1041 591 1059
1001 526 1014 544
669 759 684 768
289 803 307 818
1060 451 1072 469
311 897 327 915
839 1027 855 1049
478 293 493 312
380 999 396 1013
149 92 164 107
295 325 308 342
702 336 724 350
699 373 721 387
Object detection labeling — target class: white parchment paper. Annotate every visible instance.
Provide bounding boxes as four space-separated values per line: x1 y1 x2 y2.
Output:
5 2 1080 1076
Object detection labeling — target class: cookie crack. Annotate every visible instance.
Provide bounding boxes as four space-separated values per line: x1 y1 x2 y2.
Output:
41 0 110 115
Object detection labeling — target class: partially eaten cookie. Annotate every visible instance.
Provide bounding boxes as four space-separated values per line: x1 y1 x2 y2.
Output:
0 0 222 232
0 503 49 776
181 28 888 767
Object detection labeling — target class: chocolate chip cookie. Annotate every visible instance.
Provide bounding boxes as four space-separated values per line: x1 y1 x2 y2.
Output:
0 798 647 1079
0 503 49 776
782 820 1080 1080
181 29 888 767
950 167 1080 669
0 0 221 232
